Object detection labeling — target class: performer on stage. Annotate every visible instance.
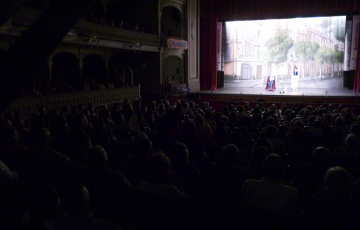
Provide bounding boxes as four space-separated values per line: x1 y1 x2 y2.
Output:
265 75 276 91
292 66 299 92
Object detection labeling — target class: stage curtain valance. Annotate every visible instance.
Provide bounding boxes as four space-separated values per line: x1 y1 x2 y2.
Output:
200 0 360 91
201 0 359 20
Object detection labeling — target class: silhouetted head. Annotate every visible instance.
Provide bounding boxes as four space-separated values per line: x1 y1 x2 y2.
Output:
345 134 359 150
262 154 286 181
324 166 354 200
147 152 171 183
87 145 108 168
223 144 239 164
312 147 330 166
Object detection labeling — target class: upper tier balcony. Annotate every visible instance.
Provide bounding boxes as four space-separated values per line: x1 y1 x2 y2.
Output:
10 7 160 47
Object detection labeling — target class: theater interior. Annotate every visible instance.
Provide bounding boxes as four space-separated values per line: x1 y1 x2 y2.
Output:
1 0 360 229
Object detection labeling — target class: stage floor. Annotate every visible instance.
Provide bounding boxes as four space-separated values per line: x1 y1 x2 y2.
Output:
198 87 355 97
197 77 356 97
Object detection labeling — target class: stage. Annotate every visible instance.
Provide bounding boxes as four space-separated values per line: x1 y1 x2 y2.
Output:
198 86 355 97
192 77 359 106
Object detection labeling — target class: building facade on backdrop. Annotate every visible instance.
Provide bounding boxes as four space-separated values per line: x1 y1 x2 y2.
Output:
224 17 345 83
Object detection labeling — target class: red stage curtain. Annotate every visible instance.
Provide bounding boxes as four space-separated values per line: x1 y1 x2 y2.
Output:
200 18 218 90
200 0 360 91
354 11 360 92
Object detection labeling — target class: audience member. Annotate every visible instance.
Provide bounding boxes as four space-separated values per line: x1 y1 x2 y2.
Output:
2 97 360 229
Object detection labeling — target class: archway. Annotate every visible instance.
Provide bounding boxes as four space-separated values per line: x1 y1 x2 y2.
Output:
161 6 182 37
114 65 133 87
109 54 133 87
241 63 252 79
162 56 183 83
52 52 80 89
83 54 106 86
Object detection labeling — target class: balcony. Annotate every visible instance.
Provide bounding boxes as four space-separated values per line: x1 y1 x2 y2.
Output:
9 86 140 118
10 7 160 46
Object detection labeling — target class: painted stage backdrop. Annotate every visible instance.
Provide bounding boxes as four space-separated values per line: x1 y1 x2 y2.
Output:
223 16 346 90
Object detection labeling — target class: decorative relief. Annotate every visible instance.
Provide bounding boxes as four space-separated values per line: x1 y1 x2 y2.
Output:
11 7 160 46
163 37 188 50
8 86 140 118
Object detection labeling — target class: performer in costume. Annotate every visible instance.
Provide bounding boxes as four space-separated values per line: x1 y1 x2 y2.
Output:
291 66 299 92
265 75 276 91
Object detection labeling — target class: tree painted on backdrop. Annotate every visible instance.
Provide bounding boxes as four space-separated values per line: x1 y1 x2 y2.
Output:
294 42 320 79
315 46 328 79
335 50 344 77
259 31 294 79
329 16 346 42
326 49 344 78
327 49 337 78
314 17 345 79
329 17 345 77
314 46 343 78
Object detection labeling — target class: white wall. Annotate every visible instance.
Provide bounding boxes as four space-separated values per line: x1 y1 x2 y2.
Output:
187 0 200 91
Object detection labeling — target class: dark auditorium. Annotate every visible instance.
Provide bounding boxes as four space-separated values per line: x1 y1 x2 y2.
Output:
1 0 360 229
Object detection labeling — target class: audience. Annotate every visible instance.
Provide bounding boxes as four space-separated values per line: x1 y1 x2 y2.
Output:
1 99 360 229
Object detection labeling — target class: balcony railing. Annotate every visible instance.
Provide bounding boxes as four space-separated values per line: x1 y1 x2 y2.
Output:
11 7 160 46
74 21 160 46
8 86 140 118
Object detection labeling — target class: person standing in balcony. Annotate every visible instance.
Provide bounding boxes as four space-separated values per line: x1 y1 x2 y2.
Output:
134 22 140 31
30 82 42 97
41 80 56 96
108 18 115 27
119 20 124 29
